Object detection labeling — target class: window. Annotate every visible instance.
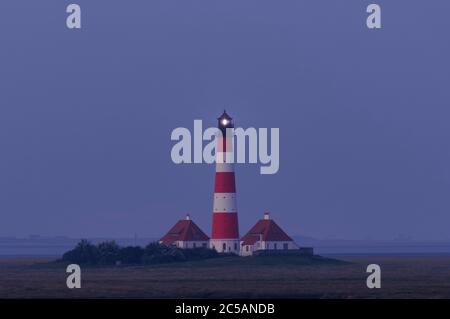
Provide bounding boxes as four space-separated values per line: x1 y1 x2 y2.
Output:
246 246 249 252
202 243 207 248
193 243 196 248
274 243 278 250
283 243 288 250
222 243 226 251
234 243 237 251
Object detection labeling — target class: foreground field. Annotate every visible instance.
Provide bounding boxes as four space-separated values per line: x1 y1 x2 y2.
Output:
0 255 449 298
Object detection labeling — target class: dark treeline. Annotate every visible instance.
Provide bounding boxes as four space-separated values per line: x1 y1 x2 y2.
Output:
61 240 225 265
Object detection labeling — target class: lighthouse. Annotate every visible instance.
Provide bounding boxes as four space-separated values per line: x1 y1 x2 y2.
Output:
210 111 240 254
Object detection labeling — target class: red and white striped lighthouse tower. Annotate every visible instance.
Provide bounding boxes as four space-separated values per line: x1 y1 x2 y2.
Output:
210 111 240 254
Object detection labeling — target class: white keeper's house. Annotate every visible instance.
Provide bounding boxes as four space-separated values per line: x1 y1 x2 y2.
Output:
159 214 209 249
240 212 299 256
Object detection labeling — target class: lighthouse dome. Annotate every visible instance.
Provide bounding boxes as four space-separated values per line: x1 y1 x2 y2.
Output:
218 110 233 129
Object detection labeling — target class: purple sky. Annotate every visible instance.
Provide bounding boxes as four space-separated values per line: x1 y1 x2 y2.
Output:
0 1 449 240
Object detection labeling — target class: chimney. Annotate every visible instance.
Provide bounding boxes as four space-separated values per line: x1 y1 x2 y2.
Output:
264 212 270 220
186 214 190 220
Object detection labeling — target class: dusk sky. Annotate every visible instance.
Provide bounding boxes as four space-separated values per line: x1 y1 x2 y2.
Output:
0 1 449 240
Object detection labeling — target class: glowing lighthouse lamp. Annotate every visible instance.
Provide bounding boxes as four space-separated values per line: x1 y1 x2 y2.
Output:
221 118 229 126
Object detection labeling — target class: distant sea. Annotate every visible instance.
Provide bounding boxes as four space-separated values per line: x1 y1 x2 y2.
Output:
0 237 157 257
0 236 449 256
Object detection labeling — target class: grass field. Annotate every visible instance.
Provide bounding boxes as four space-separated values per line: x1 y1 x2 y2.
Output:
1 255 450 298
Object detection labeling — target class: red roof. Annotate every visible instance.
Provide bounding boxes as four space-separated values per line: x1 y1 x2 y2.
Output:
241 218 293 246
160 218 209 245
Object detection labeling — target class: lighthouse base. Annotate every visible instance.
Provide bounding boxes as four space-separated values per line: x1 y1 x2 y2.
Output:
210 239 240 254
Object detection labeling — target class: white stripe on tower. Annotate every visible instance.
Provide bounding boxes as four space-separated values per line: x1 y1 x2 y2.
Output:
213 193 237 212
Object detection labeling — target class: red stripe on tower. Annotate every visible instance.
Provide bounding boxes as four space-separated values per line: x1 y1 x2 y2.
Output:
210 111 240 254
212 213 239 238
214 172 236 193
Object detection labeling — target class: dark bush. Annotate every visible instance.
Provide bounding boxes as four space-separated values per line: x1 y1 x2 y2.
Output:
61 240 221 265
62 239 99 265
97 241 120 265
142 242 186 264
119 246 144 264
